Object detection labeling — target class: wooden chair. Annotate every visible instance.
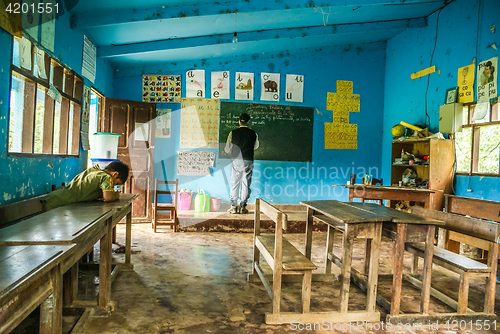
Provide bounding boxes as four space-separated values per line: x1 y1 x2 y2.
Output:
249 198 317 324
361 177 383 205
152 179 179 232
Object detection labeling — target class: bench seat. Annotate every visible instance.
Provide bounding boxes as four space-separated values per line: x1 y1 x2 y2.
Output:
257 234 316 271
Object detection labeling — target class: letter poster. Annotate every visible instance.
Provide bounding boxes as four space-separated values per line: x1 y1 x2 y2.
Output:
235 72 254 100
211 71 230 99
285 74 304 103
186 70 206 98
180 98 219 148
261 73 280 101
177 151 215 176
325 80 359 149
477 57 497 102
457 64 475 103
142 75 181 103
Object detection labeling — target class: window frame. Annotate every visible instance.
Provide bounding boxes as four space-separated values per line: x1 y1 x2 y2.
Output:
7 36 84 157
455 99 500 177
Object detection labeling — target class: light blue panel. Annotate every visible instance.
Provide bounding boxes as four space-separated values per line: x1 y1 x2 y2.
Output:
113 47 386 204
0 14 115 204
455 175 500 202
382 0 500 197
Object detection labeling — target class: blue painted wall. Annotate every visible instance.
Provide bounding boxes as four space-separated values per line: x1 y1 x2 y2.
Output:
0 14 114 204
113 48 386 205
383 0 500 201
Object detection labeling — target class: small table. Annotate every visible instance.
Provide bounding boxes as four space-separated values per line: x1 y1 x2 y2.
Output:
346 185 435 208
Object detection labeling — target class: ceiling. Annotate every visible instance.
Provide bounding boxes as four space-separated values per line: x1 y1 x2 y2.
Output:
68 0 450 77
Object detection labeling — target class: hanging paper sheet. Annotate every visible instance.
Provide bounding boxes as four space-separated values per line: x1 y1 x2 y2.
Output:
260 73 280 101
186 70 206 98
40 2 55 52
81 86 91 150
155 108 172 138
177 150 215 176
211 71 230 99
325 80 359 149
180 98 220 148
285 74 304 102
477 57 498 102
19 37 32 70
142 75 181 103
457 64 475 103
82 35 96 83
235 72 254 100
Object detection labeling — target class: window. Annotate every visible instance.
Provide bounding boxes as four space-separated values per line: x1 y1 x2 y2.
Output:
455 100 500 175
7 37 83 156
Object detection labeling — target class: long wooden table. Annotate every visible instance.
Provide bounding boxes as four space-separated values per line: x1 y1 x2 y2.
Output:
0 245 74 334
346 185 435 208
0 194 138 313
301 200 445 324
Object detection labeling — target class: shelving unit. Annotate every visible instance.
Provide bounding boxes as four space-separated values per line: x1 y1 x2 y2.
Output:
391 138 454 210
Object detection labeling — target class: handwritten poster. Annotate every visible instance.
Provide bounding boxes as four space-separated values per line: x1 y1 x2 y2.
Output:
261 73 280 101
19 37 32 70
36 47 47 79
285 74 304 102
457 64 475 103
0 1 22 37
186 70 206 98
82 36 96 83
155 108 171 138
142 75 181 103
325 80 359 149
177 151 215 176
180 98 220 148
235 72 254 100
211 71 230 99
477 57 498 102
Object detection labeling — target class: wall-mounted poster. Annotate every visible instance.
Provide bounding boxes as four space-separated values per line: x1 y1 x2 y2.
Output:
81 86 91 150
285 74 304 102
82 35 96 84
477 57 497 102
155 108 171 138
177 151 215 176
235 72 254 100
142 75 181 103
186 70 205 98
180 98 219 148
457 64 475 103
211 71 230 99
261 73 280 101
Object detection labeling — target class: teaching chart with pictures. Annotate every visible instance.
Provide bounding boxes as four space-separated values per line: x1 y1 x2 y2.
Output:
477 57 498 102
177 151 215 176
285 74 304 102
324 80 359 150
142 75 181 103
211 71 230 99
457 64 475 103
155 109 172 138
235 72 254 100
180 98 220 148
186 70 206 98
260 73 280 101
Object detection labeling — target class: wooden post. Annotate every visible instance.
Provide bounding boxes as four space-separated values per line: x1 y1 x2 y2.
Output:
340 224 355 313
366 222 382 313
305 207 313 260
40 265 62 334
420 225 435 314
325 225 334 273
251 199 261 274
391 223 406 316
99 217 113 311
484 242 499 314
125 210 132 264
272 212 283 314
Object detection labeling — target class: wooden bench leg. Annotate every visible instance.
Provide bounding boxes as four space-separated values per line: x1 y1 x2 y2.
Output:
40 265 62 334
325 226 334 274
63 263 78 307
484 242 498 314
457 271 470 314
340 225 355 313
411 254 419 274
272 270 282 314
364 239 371 275
302 271 312 313
391 223 406 317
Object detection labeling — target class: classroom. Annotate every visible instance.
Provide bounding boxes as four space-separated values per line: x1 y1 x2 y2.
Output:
1 0 500 333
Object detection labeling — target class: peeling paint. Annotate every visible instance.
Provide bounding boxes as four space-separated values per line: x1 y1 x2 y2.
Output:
3 192 12 201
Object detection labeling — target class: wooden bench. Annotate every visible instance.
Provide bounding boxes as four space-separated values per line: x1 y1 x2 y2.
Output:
248 198 317 324
407 206 499 316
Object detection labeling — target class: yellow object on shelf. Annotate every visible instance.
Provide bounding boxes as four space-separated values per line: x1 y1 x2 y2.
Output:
400 121 424 132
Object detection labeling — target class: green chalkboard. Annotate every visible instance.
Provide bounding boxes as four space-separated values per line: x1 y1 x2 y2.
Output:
219 102 314 162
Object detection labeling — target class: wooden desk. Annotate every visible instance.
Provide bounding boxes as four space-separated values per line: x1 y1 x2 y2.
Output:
0 194 138 312
346 185 435 208
0 245 74 334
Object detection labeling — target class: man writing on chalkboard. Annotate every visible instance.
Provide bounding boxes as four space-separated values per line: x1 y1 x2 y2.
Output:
224 113 259 214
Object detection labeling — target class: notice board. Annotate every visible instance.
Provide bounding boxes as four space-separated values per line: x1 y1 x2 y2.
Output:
219 102 314 162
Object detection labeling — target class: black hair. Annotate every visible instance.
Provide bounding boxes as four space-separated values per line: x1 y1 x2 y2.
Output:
239 113 251 124
105 161 129 182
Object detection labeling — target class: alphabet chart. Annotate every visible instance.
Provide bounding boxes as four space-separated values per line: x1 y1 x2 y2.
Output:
260 73 280 101
324 80 359 149
235 72 254 100
285 74 304 102
142 75 181 103
211 71 230 99
177 150 215 176
180 98 220 148
186 70 206 98
477 57 497 102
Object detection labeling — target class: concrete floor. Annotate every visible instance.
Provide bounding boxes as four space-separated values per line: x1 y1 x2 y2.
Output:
79 222 500 334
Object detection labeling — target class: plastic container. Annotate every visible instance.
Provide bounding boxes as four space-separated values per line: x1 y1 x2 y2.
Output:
92 133 121 159
91 158 119 169
178 192 193 210
210 197 221 212
194 189 210 212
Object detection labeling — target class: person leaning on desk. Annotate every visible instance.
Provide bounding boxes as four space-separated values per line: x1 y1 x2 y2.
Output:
42 161 130 210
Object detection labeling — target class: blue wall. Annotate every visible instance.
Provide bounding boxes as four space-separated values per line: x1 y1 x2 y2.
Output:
113 48 386 205
0 14 114 204
383 0 500 200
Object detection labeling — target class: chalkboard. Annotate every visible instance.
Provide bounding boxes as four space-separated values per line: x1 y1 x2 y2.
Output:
219 102 314 162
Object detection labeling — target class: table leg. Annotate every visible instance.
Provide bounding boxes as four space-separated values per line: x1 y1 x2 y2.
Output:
325 225 334 273
305 207 313 260
99 217 113 311
348 188 354 202
340 224 355 313
420 225 435 314
391 223 406 316
40 265 62 334
125 211 132 265
366 222 382 312
364 239 372 275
